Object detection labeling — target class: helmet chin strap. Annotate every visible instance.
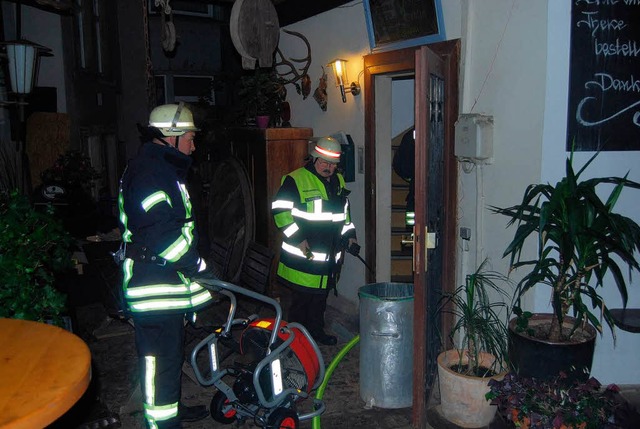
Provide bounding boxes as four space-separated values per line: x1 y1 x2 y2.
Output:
150 102 185 149
153 134 181 151
169 102 184 149
158 136 181 150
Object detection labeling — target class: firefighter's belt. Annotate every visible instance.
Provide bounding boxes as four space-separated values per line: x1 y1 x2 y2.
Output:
125 245 167 266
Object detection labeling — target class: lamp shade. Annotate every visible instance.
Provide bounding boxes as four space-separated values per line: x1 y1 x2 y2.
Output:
1 40 51 95
327 58 360 103
328 58 348 88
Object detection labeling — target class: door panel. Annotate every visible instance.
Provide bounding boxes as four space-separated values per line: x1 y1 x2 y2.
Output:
412 45 445 424
363 40 459 429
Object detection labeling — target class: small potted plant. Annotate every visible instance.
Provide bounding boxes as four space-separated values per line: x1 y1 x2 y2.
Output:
491 149 640 380
0 191 74 327
237 67 286 128
436 259 511 428
486 372 628 429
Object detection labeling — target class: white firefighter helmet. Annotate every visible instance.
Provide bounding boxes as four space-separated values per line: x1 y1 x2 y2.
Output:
149 103 199 137
311 137 342 163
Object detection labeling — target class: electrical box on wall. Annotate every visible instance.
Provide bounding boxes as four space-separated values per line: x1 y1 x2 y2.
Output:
454 114 494 160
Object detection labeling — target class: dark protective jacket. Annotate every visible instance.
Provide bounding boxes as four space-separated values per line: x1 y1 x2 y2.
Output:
118 141 213 315
393 127 415 226
271 163 356 293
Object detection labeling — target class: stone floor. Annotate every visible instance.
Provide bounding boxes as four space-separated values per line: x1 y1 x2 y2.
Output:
49 294 416 429
49 292 640 429
45 246 640 429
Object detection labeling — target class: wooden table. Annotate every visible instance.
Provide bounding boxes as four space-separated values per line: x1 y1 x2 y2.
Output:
0 318 92 429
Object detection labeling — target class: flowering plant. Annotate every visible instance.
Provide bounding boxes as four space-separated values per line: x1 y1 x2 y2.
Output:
486 372 626 429
40 150 100 190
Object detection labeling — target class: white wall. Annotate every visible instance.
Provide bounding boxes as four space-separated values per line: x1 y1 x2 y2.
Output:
541 1 640 385
392 80 414 138
457 0 547 297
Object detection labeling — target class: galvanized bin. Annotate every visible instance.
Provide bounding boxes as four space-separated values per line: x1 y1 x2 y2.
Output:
358 282 414 409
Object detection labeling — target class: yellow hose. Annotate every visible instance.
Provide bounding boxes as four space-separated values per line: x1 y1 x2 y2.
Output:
311 334 360 429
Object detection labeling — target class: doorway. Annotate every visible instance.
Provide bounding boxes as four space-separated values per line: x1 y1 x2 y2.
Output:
363 40 460 428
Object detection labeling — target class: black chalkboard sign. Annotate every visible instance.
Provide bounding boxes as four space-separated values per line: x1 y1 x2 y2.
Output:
567 1 640 151
363 0 445 51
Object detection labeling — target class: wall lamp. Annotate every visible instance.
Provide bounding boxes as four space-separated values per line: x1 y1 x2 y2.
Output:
328 58 360 103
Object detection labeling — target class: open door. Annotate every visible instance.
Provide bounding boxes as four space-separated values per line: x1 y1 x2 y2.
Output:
412 44 457 427
364 40 459 428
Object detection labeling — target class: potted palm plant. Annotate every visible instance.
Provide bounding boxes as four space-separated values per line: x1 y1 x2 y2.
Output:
491 150 640 380
436 259 511 428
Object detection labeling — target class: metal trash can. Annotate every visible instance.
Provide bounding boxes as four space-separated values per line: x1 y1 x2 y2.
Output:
358 282 414 409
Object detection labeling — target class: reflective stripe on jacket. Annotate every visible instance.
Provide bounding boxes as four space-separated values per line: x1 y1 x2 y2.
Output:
271 165 356 291
118 142 212 314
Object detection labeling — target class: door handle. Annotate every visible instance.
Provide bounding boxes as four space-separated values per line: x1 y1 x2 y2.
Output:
401 232 415 272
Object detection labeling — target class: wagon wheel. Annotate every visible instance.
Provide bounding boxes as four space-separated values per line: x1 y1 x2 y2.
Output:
207 156 255 282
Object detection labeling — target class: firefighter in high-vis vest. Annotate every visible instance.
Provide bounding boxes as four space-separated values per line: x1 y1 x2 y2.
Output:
118 103 218 428
271 137 358 346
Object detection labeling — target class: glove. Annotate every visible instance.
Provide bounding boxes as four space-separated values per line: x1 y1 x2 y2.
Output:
191 265 222 292
348 242 361 257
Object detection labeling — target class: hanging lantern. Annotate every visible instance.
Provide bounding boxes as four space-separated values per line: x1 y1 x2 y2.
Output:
1 40 52 96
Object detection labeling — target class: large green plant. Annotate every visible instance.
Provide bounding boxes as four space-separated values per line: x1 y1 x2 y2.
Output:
491 151 640 342
437 259 511 376
0 191 73 325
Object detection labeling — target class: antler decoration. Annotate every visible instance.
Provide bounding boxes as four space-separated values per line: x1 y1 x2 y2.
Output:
275 30 312 99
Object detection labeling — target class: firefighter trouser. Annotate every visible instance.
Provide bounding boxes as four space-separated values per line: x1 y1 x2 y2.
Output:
133 313 185 429
288 288 329 337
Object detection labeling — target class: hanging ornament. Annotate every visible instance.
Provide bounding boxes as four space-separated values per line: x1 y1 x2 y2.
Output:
155 0 176 52
313 67 328 112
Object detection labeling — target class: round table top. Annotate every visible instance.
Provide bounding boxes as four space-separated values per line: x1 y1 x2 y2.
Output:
0 318 92 429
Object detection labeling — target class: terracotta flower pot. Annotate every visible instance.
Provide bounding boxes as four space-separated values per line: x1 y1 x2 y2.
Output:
437 349 506 428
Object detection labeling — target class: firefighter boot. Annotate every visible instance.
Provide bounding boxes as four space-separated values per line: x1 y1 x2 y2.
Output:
178 403 208 422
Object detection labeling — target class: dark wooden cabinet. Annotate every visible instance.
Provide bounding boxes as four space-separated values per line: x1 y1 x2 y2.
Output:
229 127 313 254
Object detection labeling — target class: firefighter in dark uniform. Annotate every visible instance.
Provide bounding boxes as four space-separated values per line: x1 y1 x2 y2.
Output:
271 137 358 346
118 103 217 428
393 127 415 227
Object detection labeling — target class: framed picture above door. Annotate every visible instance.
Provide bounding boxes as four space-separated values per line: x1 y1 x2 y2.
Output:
363 0 446 52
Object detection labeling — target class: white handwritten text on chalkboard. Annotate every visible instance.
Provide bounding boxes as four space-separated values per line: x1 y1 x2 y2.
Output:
567 1 640 150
